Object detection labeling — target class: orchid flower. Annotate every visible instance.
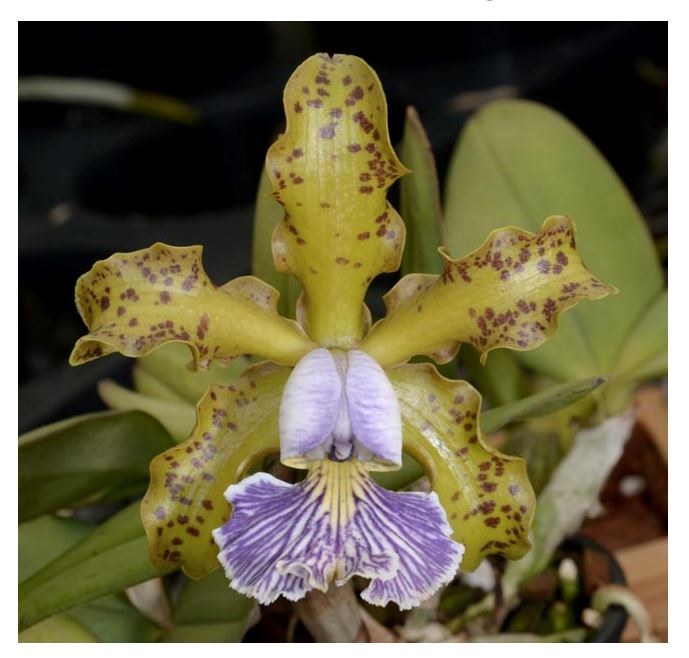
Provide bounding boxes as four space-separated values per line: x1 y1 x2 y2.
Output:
70 54 615 610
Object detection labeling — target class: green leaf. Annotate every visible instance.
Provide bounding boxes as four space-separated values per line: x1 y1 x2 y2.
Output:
18 615 97 642
136 342 251 404
459 344 525 408
605 290 667 412
251 167 301 318
19 515 160 642
444 100 664 385
19 411 175 521
19 515 93 584
400 106 444 276
98 379 196 442
500 428 566 495
132 364 189 403
480 375 606 431
66 595 162 643
502 412 634 598
19 501 174 631
164 570 254 643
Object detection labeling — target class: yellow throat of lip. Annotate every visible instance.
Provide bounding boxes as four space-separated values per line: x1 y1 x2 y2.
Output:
309 458 368 529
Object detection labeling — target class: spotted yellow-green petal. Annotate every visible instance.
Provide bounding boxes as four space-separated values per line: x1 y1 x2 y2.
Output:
387 363 535 571
267 53 409 348
361 216 616 368
70 243 314 369
141 361 290 579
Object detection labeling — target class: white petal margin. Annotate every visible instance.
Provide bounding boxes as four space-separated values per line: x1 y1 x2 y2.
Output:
346 350 403 468
280 348 342 467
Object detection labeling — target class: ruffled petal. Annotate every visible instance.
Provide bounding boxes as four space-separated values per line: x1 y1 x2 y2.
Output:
70 243 314 370
268 53 408 347
360 216 617 367
387 363 536 572
279 348 342 467
346 350 402 469
213 459 463 609
141 361 290 579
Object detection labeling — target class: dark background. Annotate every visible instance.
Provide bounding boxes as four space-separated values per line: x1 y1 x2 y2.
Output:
18 21 668 432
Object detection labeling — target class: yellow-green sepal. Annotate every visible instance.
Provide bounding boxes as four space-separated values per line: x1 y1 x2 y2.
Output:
70 243 314 369
361 216 617 368
141 361 290 579
387 363 536 571
267 53 409 347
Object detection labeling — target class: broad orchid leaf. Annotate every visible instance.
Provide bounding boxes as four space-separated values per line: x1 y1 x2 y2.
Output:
480 375 606 430
70 243 313 369
444 100 664 391
19 502 173 631
502 412 635 598
361 216 615 368
252 167 302 319
267 53 408 346
387 364 536 571
19 516 161 642
605 290 667 413
163 570 254 643
459 344 525 408
19 515 94 584
98 379 196 443
400 106 444 276
141 361 289 579
19 410 175 521
19 615 97 642
134 342 251 404
132 365 190 402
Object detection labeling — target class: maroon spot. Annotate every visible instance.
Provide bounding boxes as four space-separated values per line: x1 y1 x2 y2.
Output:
117 306 126 316
342 75 352 86
159 291 171 304
172 537 183 545
186 527 200 537
294 101 303 113
330 108 343 119
99 296 110 311
357 232 370 240
484 517 501 528
347 143 361 153
319 123 337 139
177 515 189 525
359 185 373 194
202 499 214 511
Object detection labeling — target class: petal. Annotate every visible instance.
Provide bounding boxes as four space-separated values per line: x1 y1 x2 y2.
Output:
141 361 290 579
346 350 402 469
213 459 462 609
387 363 536 572
267 53 409 348
360 216 617 367
70 243 314 370
279 348 342 468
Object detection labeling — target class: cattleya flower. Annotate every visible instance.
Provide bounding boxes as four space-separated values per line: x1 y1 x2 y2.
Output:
70 54 615 609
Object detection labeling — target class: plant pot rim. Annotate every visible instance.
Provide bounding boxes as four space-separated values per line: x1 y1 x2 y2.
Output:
564 534 628 643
